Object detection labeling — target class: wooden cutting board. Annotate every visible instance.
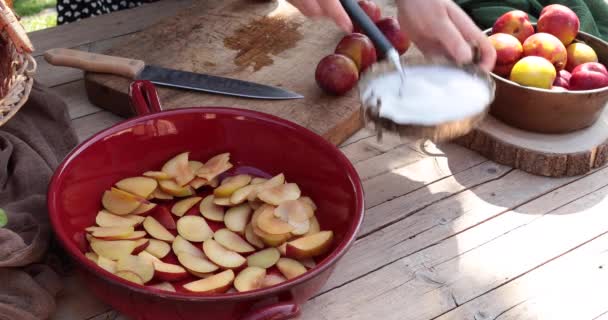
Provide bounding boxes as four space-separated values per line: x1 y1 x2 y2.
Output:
84 0 399 146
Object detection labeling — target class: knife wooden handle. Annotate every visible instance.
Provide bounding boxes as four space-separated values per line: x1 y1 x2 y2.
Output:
44 48 145 79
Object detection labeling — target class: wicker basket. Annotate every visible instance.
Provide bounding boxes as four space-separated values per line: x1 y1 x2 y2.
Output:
0 0 36 127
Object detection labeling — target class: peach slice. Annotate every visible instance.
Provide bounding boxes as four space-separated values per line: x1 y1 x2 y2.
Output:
97 255 117 274
133 238 150 254
285 231 333 259
143 171 172 180
275 199 314 223
230 185 256 205
251 177 268 185
234 267 266 292
289 219 310 236
258 183 301 206
171 196 202 217
299 258 316 269
214 174 252 198
162 152 195 186
152 188 174 200
247 248 280 269
149 282 176 292
150 206 176 230
249 201 263 210
116 177 158 198
85 252 98 263
153 260 189 282
213 197 232 206
277 243 287 256
214 229 255 253
132 202 157 215
145 239 171 259
112 230 147 241
245 224 265 249
257 205 294 235
196 153 231 181
172 235 205 258
138 250 161 263
224 203 252 234
177 253 219 274
86 226 134 239
102 188 142 215
262 273 287 288
143 216 175 242
158 180 195 197
116 255 155 283
189 271 215 278
189 178 208 189
91 240 136 260
276 258 307 280
177 216 214 243
247 173 285 201
305 216 320 236
203 239 246 269
299 196 318 211
183 269 235 294
199 195 225 222
188 161 204 173
95 210 144 228
251 206 291 246
116 270 144 285
209 178 219 188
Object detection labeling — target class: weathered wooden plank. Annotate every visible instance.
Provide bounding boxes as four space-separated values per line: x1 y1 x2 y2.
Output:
436 231 608 320
51 80 102 120
302 167 608 320
72 111 124 141
341 133 411 164
50 275 109 320
339 128 374 148
28 0 194 56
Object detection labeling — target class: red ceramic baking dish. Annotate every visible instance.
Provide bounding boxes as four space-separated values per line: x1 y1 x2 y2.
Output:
47 80 365 320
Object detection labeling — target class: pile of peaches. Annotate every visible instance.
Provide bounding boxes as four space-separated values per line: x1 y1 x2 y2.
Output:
81 152 333 294
315 0 410 95
490 4 607 91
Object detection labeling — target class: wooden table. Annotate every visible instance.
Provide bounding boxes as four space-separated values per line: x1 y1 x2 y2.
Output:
29 2 608 319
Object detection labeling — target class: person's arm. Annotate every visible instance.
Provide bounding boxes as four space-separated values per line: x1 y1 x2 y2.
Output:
287 0 496 72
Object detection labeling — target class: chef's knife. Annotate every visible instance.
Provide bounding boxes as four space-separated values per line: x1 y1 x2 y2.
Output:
44 48 304 100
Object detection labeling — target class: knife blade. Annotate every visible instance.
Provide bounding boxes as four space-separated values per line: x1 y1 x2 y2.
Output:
44 48 304 100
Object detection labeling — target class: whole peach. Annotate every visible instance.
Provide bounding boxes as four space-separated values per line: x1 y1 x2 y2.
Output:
489 33 523 65
553 69 572 89
353 1 382 33
510 56 557 89
335 33 377 73
570 62 608 90
492 10 535 43
538 4 580 46
376 17 410 55
566 42 598 72
523 32 568 71
493 61 517 78
315 54 359 95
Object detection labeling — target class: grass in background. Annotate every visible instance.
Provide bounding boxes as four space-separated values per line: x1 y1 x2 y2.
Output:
13 0 57 32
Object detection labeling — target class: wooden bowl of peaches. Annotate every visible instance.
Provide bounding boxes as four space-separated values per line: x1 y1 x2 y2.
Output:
485 5 608 134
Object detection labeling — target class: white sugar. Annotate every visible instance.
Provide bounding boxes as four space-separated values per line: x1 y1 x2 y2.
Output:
361 65 492 125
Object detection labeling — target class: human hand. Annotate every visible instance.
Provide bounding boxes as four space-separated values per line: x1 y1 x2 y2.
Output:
395 0 496 71
286 0 353 32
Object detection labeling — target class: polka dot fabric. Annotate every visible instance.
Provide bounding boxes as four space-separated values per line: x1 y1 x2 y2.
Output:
56 0 157 24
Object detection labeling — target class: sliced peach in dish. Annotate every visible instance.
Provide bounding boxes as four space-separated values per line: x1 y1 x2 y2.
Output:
277 243 287 256
214 174 252 198
97 255 117 274
152 188 174 200
150 206 176 230
116 270 144 285
299 196 318 211
149 282 176 292
258 183 301 206
189 271 215 278
230 185 256 205
262 273 287 288
251 206 291 246
172 235 205 258
276 258 307 280
102 188 142 215
213 197 232 206
143 216 175 242
249 201 263 210
115 177 158 198
188 160 204 173
196 153 231 181
177 216 214 243
203 239 246 269
162 152 195 186
189 178 208 189
153 260 189 281
247 248 280 269
177 253 219 274
214 229 255 253
137 250 161 263
247 173 285 201
234 267 266 292
116 255 155 283
112 230 147 241
199 195 225 222
257 205 294 235
143 171 172 180
305 216 320 236
245 224 265 249
145 239 171 259
85 252 98 263
86 226 134 240
132 238 150 254
299 257 317 269
289 218 310 236
158 180 194 197
95 210 143 228
171 196 202 217
224 203 252 234
132 202 157 215
285 231 333 259
209 178 219 188
275 199 314 223
183 269 235 294
251 177 268 185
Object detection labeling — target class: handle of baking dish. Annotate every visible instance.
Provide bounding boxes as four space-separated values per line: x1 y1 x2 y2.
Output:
129 80 163 116
241 302 301 320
